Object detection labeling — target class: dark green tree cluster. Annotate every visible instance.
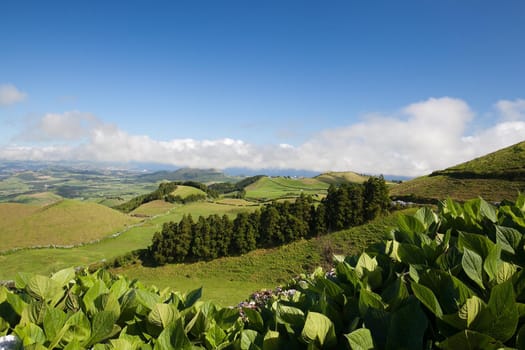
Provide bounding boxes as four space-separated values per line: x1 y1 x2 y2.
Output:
150 176 390 265
114 181 217 213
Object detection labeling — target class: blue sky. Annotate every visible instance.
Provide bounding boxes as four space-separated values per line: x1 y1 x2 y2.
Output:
1 1 524 176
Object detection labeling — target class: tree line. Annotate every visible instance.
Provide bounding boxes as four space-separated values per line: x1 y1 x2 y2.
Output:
149 176 390 265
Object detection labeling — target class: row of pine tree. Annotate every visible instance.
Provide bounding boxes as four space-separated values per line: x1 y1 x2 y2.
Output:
149 176 390 265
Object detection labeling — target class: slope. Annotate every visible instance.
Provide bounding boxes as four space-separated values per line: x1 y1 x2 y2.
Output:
244 176 329 201
390 141 525 202
0 199 139 252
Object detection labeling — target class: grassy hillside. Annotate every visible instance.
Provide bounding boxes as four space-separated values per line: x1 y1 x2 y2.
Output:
244 176 329 201
10 191 63 206
0 201 259 280
170 185 206 198
137 168 239 183
315 171 369 185
130 199 176 217
113 210 404 306
391 141 525 202
0 199 139 252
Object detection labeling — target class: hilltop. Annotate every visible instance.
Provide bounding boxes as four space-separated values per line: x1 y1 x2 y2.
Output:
390 141 525 202
0 199 138 252
137 168 239 183
315 171 370 185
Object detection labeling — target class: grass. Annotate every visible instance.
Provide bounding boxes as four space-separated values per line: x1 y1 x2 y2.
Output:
390 175 525 203
131 200 176 217
245 177 329 201
113 210 409 306
171 185 206 199
10 192 63 206
391 141 525 203
315 171 369 185
0 200 139 252
0 200 259 281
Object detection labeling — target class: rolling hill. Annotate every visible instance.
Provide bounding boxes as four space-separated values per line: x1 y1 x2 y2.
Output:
0 199 139 252
315 171 370 185
390 141 525 202
244 176 329 200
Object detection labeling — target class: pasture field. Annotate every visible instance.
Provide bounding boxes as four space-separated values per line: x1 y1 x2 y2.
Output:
244 176 329 201
113 210 405 306
0 200 139 252
171 185 206 198
10 191 63 206
0 200 259 280
315 171 370 185
390 175 525 203
130 200 176 217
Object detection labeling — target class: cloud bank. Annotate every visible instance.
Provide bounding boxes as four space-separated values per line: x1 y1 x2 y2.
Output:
2 97 525 176
0 84 27 106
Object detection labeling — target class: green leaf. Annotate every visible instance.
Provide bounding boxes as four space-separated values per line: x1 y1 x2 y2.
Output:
345 328 374 350
147 303 179 328
479 198 497 223
262 330 280 350
495 225 522 255
457 296 486 328
301 312 336 348
14 323 46 346
204 324 228 349
458 232 493 259
411 282 443 318
438 330 503 350
87 311 118 346
462 248 485 290
43 307 67 343
61 311 91 346
154 319 192 350
397 243 428 265
240 329 261 350
183 287 202 309
50 267 76 287
83 280 109 315
358 289 384 317
483 244 501 281
395 214 425 243
135 289 160 311
242 307 264 333
496 261 517 283
355 252 378 278
275 303 305 327
26 275 63 305
385 298 427 350
516 324 525 350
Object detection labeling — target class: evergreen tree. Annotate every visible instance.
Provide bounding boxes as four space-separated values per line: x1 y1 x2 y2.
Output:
363 175 390 220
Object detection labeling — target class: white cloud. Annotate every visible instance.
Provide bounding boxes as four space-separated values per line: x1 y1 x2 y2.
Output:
18 111 101 141
2 97 525 176
0 84 27 106
495 99 525 121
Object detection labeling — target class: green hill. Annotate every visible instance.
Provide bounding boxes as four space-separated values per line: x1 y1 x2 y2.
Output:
137 168 238 183
315 171 370 185
244 176 329 201
390 141 525 202
0 199 139 252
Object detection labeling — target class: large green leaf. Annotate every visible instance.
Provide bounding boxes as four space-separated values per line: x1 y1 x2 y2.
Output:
87 311 118 346
385 298 427 350
50 268 76 287
204 324 228 349
14 323 46 346
301 312 336 348
275 303 305 327
462 248 485 290
471 281 519 342
147 303 179 328
43 307 67 343
26 275 63 305
154 319 192 350
345 328 374 350
495 225 522 255
457 296 486 328
411 282 443 318
355 252 378 278
438 330 503 350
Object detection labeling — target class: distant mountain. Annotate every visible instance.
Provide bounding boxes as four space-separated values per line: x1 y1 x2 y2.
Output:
137 168 240 183
390 141 525 203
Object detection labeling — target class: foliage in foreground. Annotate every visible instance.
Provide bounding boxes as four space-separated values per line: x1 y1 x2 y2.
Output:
2 195 525 349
